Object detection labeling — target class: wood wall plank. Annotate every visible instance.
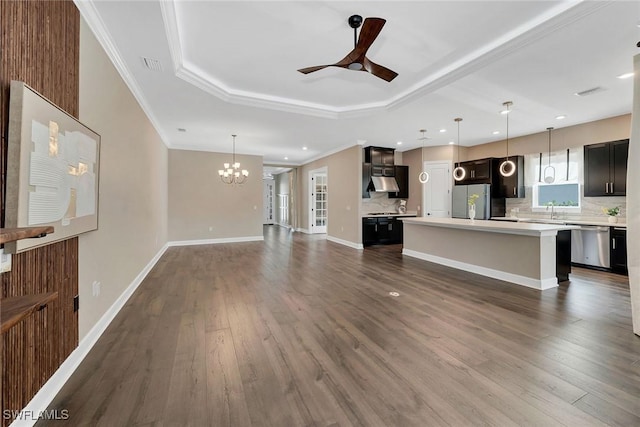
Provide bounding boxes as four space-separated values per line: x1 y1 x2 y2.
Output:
0 1 80 425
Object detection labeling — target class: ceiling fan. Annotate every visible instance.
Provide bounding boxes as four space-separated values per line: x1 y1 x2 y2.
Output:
297 14 398 82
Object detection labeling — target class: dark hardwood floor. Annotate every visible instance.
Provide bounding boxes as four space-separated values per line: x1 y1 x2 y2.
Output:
39 226 639 426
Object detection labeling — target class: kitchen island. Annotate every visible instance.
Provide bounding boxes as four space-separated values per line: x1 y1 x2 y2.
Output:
401 217 577 290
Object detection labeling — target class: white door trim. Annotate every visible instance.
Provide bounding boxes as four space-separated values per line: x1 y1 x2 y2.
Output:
309 167 328 234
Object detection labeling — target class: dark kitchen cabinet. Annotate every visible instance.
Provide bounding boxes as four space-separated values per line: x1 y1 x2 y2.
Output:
454 158 494 185
389 165 409 199
584 139 628 196
365 146 395 166
362 216 412 246
610 227 627 274
362 163 372 198
362 217 378 245
495 156 524 198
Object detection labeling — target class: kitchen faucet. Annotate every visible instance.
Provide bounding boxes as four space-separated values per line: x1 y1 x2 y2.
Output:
546 202 556 219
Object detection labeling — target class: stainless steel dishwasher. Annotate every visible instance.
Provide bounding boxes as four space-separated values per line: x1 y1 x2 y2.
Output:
571 226 610 268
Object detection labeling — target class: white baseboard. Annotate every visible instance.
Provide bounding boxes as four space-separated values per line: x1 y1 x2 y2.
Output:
327 235 364 250
402 249 558 290
296 228 311 234
167 235 264 247
9 243 170 427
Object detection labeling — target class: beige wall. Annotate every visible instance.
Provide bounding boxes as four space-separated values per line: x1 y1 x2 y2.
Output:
168 149 263 241
466 114 631 160
298 145 361 244
402 145 464 215
77 20 169 339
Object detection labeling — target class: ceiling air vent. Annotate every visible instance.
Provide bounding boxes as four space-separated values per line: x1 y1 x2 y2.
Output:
574 86 605 97
141 57 162 72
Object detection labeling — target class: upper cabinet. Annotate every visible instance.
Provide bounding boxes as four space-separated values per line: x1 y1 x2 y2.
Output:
454 158 494 185
584 139 628 197
495 156 525 198
389 165 409 199
364 146 395 166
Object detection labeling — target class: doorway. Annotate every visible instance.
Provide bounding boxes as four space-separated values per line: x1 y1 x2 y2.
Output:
309 168 327 234
263 179 274 225
422 161 452 217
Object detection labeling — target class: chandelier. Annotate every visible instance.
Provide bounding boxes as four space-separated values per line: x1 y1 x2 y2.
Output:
218 134 249 184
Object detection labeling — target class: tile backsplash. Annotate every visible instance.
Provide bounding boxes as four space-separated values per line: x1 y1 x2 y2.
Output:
505 187 626 223
361 193 403 214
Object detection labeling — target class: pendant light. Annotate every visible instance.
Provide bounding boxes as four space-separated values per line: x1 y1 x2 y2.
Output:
499 101 516 177
452 118 466 181
544 127 556 183
418 129 429 183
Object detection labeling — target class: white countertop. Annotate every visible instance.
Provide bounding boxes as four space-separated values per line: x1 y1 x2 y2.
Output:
491 216 627 228
401 217 578 237
362 211 418 218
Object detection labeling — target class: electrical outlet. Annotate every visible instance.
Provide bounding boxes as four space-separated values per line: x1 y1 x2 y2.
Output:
0 249 12 273
92 280 101 297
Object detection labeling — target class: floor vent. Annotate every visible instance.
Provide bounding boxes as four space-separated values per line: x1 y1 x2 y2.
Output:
389 291 400 297
141 56 162 72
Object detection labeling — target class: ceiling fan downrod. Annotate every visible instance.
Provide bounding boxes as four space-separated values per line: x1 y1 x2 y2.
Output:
348 15 364 70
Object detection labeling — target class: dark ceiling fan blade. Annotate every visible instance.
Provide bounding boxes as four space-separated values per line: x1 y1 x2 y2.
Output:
356 18 386 54
362 57 398 82
297 65 330 74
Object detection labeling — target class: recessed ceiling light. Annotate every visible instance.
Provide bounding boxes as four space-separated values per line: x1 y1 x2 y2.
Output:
492 131 500 135
177 128 186 132
439 129 446 133
302 146 308 150
555 115 566 120
449 141 455 145
396 141 403 145
284 156 288 160
617 72 634 79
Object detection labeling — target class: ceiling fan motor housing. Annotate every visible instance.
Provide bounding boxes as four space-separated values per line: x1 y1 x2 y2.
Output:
348 15 363 29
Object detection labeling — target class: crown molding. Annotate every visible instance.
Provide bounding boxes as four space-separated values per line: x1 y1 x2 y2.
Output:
159 0 600 119
74 0 173 148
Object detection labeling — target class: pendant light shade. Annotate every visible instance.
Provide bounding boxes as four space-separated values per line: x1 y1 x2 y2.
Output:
544 127 556 183
499 101 516 177
452 118 466 181
418 129 429 184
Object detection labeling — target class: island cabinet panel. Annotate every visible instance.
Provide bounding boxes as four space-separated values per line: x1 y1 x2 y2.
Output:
584 139 628 196
610 227 627 274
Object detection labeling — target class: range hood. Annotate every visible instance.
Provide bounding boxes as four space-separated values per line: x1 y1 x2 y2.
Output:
369 176 400 193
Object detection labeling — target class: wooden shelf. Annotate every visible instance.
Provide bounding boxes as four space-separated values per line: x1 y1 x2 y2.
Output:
1 292 58 334
0 226 54 244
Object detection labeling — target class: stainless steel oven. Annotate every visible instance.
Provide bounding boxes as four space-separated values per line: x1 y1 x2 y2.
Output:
571 226 610 268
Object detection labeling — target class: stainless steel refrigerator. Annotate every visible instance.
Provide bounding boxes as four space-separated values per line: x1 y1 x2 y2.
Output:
452 184 491 219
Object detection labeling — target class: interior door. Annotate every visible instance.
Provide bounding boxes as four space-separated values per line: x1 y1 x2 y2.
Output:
263 180 274 224
310 170 327 234
423 162 451 217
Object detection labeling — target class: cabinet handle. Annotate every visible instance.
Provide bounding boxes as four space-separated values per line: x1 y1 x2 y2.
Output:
613 238 616 250
513 187 516 196
606 182 609 193
611 182 614 193
375 224 377 232
389 223 393 231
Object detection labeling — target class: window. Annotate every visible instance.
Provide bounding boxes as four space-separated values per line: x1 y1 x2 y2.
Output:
527 149 582 213
533 183 581 209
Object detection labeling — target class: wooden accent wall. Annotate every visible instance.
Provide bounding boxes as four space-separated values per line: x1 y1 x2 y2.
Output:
0 1 80 425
